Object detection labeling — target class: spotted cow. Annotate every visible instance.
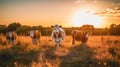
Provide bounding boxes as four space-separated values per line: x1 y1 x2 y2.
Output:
51 25 66 47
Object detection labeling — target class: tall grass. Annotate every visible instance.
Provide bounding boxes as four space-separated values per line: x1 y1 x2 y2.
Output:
0 35 120 67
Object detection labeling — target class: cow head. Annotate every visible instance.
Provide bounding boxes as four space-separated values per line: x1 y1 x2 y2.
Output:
51 25 62 38
30 30 34 38
8 31 12 38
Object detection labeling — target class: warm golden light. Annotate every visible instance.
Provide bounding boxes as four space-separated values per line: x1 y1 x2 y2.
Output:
71 9 104 28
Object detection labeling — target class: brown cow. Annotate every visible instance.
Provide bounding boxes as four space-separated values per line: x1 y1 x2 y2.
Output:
71 30 88 45
6 31 17 45
30 30 41 44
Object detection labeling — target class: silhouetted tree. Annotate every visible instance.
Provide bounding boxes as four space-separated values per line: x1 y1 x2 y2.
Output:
81 25 94 34
16 25 31 36
7 22 21 31
101 27 109 35
42 27 52 36
109 24 120 35
0 25 7 34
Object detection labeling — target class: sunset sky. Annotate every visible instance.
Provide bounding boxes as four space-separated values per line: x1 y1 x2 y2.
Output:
0 0 120 28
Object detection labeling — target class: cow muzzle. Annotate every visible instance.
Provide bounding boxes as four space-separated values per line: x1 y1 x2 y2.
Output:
55 40 60 43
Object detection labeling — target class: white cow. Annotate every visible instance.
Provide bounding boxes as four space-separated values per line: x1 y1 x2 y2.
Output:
51 25 66 47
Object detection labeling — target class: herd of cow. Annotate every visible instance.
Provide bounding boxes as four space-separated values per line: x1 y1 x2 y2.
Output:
5 25 89 47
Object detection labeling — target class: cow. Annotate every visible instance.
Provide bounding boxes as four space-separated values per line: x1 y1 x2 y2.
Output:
30 30 41 45
51 25 66 47
6 31 17 45
71 30 88 45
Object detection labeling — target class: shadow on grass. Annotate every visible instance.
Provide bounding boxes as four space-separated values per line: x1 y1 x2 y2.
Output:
59 44 120 67
60 44 95 67
0 43 120 67
0 44 40 67
0 44 57 67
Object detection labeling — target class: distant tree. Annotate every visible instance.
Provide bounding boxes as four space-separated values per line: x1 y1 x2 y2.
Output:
109 24 120 35
101 27 109 35
31 25 43 31
42 27 52 36
0 25 7 34
81 25 95 35
16 25 31 36
116 24 120 35
92 28 103 35
64 28 72 35
31 25 45 35
7 22 21 31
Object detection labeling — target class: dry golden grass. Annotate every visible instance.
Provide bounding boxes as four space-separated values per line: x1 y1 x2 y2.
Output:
0 35 120 67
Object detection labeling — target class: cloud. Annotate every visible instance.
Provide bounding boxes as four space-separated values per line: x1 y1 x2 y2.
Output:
73 0 96 4
95 7 120 17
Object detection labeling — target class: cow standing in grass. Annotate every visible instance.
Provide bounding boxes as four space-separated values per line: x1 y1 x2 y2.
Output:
30 30 41 45
71 30 88 45
51 25 66 47
6 31 17 45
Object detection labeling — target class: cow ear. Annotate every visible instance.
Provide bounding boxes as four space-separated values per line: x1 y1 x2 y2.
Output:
59 25 62 28
51 25 54 28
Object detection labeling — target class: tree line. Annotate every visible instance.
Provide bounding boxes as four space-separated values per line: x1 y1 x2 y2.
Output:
0 22 120 36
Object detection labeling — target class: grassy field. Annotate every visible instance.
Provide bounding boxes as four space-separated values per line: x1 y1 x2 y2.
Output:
0 35 120 67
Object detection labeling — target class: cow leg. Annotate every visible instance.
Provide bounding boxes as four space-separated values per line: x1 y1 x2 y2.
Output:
55 44 57 47
72 39 75 45
82 38 88 45
38 39 40 44
82 41 86 45
55 43 60 48
9 38 13 45
36 39 40 45
12 40 14 45
55 44 59 48
32 39 36 44
59 41 62 46
38 39 40 45
8 40 10 44
59 44 61 47
57 44 59 47
11 37 15 45
32 39 34 44
6 40 9 47
58 42 61 47
36 39 39 45
72 34 75 45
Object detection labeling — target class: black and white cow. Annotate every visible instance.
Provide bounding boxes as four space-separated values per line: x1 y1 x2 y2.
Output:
30 30 41 44
51 25 66 47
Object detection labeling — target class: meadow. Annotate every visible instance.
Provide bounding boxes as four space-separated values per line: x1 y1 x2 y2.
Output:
0 35 120 67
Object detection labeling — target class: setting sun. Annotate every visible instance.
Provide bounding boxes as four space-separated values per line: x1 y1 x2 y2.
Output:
71 9 104 28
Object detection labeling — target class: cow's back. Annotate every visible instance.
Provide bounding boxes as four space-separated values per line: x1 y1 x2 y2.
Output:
72 30 88 43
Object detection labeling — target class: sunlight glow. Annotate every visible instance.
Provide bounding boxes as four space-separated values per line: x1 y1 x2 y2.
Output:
71 8 104 27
